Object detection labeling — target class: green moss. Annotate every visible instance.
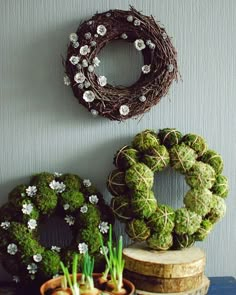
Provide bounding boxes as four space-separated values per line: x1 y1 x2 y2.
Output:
77 204 101 227
184 188 213 216
194 219 213 241
206 194 226 224
142 145 170 172
158 128 182 148
30 172 55 186
131 190 157 219
125 163 154 191
76 227 101 254
8 184 28 207
172 233 195 250
110 196 132 222
182 133 208 157
125 219 150 241
147 232 173 250
211 175 229 198
132 129 160 152
61 191 85 211
59 174 82 191
147 205 175 233
169 143 197 173
201 149 224 175
107 169 129 196
114 146 139 170
81 184 99 197
40 250 61 277
34 185 58 215
175 208 202 235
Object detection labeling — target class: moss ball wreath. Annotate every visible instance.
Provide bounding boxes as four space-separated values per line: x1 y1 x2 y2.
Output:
107 129 229 251
0 172 113 283
63 7 178 121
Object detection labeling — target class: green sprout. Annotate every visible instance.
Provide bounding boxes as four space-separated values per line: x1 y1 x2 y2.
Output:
81 251 95 290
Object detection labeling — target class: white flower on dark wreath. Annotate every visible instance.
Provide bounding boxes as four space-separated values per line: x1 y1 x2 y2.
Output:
89 195 99 204
49 180 66 193
84 32 92 40
80 205 88 213
69 33 78 43
90 40 97 47
139 95 146 102
134 19 141 26
99 221 109 234
100 246 108 256
119 105 130 116
127 15 133 22
142 64 151 74
97 25 107 36
83 179 91 187
1 221 10 230
26 186 37 197
78 83 84 89
74 72 86 84
69 55 80 65
51 246 61 253
83 90 95 102
93 57 100 67
12 276 20 283
22 203 33 215
88 65 94 72
33 254 42 263
134 39 146 51
27 263 38 274
98 76 107 87
7 243 18 255
82 59 88 67
78 242 88 254
80 45 90 56
64 215 75 226
64 76 71 86
63 203 70 210
72 41 80 48
162 32 167 40
167 64 174 72
121 33 128 39
91 109 98 116
149 42 156 50
84 80 91 89
28 219 37 230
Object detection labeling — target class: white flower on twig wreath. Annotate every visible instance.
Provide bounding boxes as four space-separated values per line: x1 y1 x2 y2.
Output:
63 203 70 211
64 215 75 226
22 203 33 215
33 254 42 263
49 180 66 193
139 95 146 102
119 105 130 116
98 76 107 87
80 205 88 213
134 39 146 51
78 242 88 254
69 33 78 43
93 57 100 67
82 59 88 68
91 109 98 116
83 90 95 102
142 64 151 74
27 263 38 274
26 186 37 197
51 246 61 253
97 25 107 36
89 195 99 204
74 72 86 84
64 76 71 86
84 80 91 89
83 179 91 187
84 32 92 40
99 221 109 234
80 45 90 56
69 55 80 65
12 276 20 283
7 243 18 255
1 221 10 230
28 219 37 230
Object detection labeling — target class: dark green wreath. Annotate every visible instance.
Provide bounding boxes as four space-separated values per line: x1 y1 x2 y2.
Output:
107 129 229 250
0 172 113 284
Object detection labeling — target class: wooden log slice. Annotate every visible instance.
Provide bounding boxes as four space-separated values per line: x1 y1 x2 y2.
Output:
124 269 203 293
123 243 206 278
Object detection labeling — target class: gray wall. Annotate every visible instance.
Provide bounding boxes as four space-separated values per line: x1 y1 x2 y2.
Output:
0 0 235 280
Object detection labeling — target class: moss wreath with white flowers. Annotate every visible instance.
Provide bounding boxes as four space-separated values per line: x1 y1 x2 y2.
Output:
107 129 229 250
63 7 178 121
0 172 114 284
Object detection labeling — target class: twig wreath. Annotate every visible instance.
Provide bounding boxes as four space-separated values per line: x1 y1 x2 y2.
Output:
0 172 113 283
107 129 229 250
63 7 178 121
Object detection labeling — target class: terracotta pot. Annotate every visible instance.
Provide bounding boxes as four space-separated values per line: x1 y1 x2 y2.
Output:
40 273 135 295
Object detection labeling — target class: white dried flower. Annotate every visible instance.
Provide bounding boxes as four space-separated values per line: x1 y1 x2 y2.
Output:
142 64 151 74
12 276 20 283
49 180 66 193
90 40 97 47
69 33 78 43
83 90 95 102
121 33 128 39
119 105 130 116
94 34 99 38
63 203 70 210
84 80 91 88
89 195 99 204
54 172 62 177
21 193 26 197
84 32 92 40
167 64 174 72
30 275 35 280
1 221 10 230
146 40 152 45
51 246 61 252
82 59 88 67
72 41 80 48
64 215 75 226
162 32 167 40
100 246 108 255
98 76 107 87
88 65 94 72
134 19 141 26
134 39 146 51
69 55 80 65
77 63 82 70
78 242 88 254
78 83 84 89
22 203 33 215
33 254 42 263
149 43 156 50
74 72 86 84
127 15 133 22
97 25 107 36
139 95 147 102
87 20 93 26
83 179 91 187
106 12 111 17
80 205 88 213
64 76 71 86
27 263 38 274
26 186 37 197
99 221 109 234
28 219 37 230
80 45 90 56
7 243 18 255
91 109 98 116
93 57 100 67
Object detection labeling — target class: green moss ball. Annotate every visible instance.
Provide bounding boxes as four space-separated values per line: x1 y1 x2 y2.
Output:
8 184 28 207
169 143 197 173
77 204 101 227
172 233 195 250
40 250 61 277
34 186 58 215
125 163 154 191
201 149 224 175
61 191 85 211
147 231 173 250
110 196 132 222
132 129 160 152
158 128 183 148
77 227 101 254
185 162 216 189
131 190 157 219
182 133 208 157
175 208 202 235
107 169 129 196
211 175 229 199
59 174 82 191
194 219 213 241
184 188 213 216
114 146 139 170
125 219 150 241
206 195 226 224
147 205 175 233
30 172 55 186
142 145 170 172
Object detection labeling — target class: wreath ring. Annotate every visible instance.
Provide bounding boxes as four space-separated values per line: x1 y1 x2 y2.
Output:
0 172 113 283
64 7 178 121
107 129 229 250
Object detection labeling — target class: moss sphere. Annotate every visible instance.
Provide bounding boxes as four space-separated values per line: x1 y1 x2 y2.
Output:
131 190 157 219
211 174 229 198
142 145 170 172
201 149 224 174
107 169 128 196
61 191 84 211
125 163 154 191
147 205 175 233
8 184 28 207
40 250 61 277
147 231 173 250
114 145 139 170
59 174 82 191
194 219 213 241
77 204 101 227
132 129 160 152
30 172 55 186
184 188 213 216
34 186 58 215
182 133 208 157
172 233 195 250
125 219 150 241
206 194 226 224
77 227 101 254
169 143 197 173
175 208 202 235
110 196 132 222
158 128 183 148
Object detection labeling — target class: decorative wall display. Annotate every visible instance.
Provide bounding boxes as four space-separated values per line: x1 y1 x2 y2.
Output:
107 129 229 250
64 7 178 121
0 172 113 283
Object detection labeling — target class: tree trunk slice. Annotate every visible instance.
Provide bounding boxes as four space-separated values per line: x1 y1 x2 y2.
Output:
135 276 210 295
124 270 203 293
123 243 206 278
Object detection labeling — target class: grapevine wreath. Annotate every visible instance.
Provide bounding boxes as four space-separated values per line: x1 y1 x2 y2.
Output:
63 7 178 121
0 172 113 283
107 129 229 250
